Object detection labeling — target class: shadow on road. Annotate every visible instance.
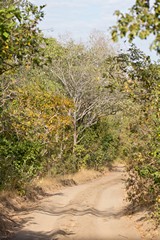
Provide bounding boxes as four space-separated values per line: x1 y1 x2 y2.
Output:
10 229 74 240
9 229 142 240
8 204 147 240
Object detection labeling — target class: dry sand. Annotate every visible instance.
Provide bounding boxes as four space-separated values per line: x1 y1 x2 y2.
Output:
10 166 159 240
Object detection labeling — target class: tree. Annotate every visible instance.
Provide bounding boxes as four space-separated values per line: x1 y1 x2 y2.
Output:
48 34 125 148
0 0 46 75
111 0 160 53
111 0 160 220
0 66 74 188
117 44 160 223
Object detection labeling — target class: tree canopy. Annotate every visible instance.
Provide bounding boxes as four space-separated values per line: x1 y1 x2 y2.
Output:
111 0 160 53
0 0 46 75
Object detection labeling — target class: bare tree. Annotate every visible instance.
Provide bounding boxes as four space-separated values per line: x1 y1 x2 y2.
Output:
50 33 126 147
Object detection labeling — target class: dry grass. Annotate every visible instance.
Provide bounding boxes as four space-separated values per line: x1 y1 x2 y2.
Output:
71 168 104 184
34 168 107 193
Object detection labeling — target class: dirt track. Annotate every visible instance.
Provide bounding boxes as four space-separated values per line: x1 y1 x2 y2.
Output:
10 166 158 240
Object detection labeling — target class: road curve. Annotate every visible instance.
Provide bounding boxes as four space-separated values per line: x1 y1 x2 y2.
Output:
11 166 147 240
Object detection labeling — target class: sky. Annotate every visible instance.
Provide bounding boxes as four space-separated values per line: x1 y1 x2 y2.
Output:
31 0 159 61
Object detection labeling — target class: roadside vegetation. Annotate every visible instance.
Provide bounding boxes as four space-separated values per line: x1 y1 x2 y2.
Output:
111 0 160 225
0 0 159 233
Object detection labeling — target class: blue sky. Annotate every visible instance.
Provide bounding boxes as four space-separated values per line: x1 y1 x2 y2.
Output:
31 0 158 61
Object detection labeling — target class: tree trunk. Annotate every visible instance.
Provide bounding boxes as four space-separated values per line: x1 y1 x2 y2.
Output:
73 111 77 152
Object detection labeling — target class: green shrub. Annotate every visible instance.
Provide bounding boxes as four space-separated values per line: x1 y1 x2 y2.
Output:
0 135 43 189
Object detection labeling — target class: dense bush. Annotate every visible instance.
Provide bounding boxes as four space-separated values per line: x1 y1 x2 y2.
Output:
49 118 120 175
0 135 43 189
118 45 160 223
61 118 120 172
0 67 73 189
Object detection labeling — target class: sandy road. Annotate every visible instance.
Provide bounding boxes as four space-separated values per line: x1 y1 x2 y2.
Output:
10 166 150 240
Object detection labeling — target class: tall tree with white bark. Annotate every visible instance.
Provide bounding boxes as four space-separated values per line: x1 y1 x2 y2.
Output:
48 34 126 148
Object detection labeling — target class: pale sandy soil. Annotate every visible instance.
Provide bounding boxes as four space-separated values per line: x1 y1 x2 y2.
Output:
9 166 159 240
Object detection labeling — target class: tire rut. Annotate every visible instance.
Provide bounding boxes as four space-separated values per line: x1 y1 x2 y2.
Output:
10 166 152 240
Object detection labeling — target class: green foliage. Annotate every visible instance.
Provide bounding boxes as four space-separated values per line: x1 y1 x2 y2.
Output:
0 135 43 189
111 0 160 53
119 45 160 223
0 0 46 74
48 116 120 175
77 118 120 171
0 66 74 189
